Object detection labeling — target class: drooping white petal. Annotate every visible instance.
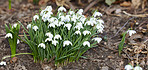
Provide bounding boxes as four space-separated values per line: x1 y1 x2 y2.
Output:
33 26 38 31
83 41 90 47
124 65 133 70
5 33 13 39
97 19 104 24
93 12 102 17
127 30 136 36
58 6 66 12
17 39 20 44
92 37 102 43
45 6 52 12
33 15 39 21
38 43 46 49
45 38 52 42
52 40 58 46
48 23 55 28
134 66 143 70
83 30 91 36
64 24 72 30
0 61 6 66
27 24 31 29
54 34 62 40
45 32 53 39
74 30 81 35
12 24 17 28
63 40 72 47
69 11 75 15
77 9 83 15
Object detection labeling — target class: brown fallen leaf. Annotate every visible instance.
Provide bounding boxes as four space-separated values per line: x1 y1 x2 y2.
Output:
120 1 131 7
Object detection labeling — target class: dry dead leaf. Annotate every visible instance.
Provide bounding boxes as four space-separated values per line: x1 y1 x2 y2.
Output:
55 0 66 6
142 0 147 9
131 0 141 9
10 57 18 63
120 1 131 7
39 0 49 6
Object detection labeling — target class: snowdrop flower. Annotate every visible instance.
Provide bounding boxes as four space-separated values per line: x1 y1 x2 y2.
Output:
75 22 83 30
64 15 70 22
54 34 62 40
90 18 97 25
83 30 91 36
33 15 39 21
77 9 83 15
17 39 20 44
27 24 31 29
52 40 58 46
33 26 38 31
48 17 57 23
45 38 52 42
58 21 65 26
92 37 102 43
0 61 6 66
124 65 133 70
71 15 77 22
93 12 102 17
80 17 86 24
5 33 13 39
134 66 142 70
83 41 90 47
63 40 72 47
12 24 17 28
64 24 72 30
97 19 104 24
127 30 136 36
58 6 66 12
38 43 46 49
85 21 93 26
40 10 46 16
45 6 52 12
69 11 75 15
45 32 53 39
48 23 55 28
74 30 81 35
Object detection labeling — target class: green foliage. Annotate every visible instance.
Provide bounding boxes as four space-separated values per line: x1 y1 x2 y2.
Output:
105 0 116 5
20 6 104 66
8 0 11 9
118 31 127 56
5 23 20 58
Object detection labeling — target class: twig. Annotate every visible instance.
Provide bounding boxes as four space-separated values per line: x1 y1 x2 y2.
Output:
111 17 134 38
123 11 148 17
83 0 100 14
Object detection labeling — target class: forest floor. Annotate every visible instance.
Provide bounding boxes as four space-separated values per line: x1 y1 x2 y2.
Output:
0 0 147 70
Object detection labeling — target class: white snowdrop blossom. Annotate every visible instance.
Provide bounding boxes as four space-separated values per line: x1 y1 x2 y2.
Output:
96 24 104 33
42 13 51 22
45 32 53 39
69 11 75 15
45 6 52 12
12 24 17 28
124 65 133 70
58 21 65 26
45 38 52 42
38 43 46 49
83 41 90 47
58 6 66 12
17 39 20 44
97 19 104 24
74 30 81 35
48 17 57 23
90 18 97 25
80 17 86 24
77 9 83 15
52 40 58 46
33 26 38 31
83 30 91 36
75 22 83 30
93 12 102 17
0 61 6 66
134 66 142 70
5 33 13 39
33 15 39 21
92 37 102 43
64 15 70 22
54 34 62 40
64 24 72 30
27 24 31 29
127 30 136 36
63 40 72 47
85 21 93 26
48 23 55 28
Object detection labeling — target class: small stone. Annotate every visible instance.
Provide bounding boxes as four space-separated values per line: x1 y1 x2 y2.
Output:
101 66 109 70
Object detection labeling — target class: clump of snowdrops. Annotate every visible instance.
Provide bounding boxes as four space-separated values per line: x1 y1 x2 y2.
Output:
21 6 104 66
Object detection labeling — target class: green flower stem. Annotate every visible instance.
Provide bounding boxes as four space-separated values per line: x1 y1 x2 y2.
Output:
2 53 32 60
9 0 11 9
